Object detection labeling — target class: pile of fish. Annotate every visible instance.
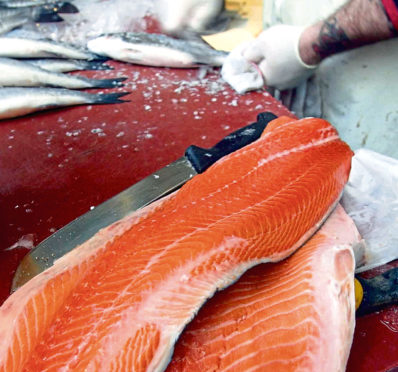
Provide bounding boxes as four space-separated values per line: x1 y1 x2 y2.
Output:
0 29 230 119
0 35 130 120
0 116 356 371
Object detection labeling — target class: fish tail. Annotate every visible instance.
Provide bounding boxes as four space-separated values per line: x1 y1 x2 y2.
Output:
88 77 127 88
84 61 114 71
56 2 79 14
33 8 64 23
89 54 109 62
90 92 130 104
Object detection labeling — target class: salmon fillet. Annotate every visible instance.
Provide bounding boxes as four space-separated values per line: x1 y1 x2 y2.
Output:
167 204 359 372
0 117 353 372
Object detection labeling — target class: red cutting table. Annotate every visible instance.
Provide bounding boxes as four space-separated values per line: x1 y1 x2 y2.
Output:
0 62 397 371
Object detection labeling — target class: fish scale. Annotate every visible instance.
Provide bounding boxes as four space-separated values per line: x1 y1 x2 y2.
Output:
0 117 352 371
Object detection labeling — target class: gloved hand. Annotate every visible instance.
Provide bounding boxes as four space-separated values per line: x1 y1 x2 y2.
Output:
221 41 265 94
242 25 318 90
155 0 224 35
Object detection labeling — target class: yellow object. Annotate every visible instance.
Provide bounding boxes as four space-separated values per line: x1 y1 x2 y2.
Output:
354 278 364 311
202 0 264 51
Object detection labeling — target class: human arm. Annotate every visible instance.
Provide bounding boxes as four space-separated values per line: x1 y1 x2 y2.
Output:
241 0 398 90
300 0 397 65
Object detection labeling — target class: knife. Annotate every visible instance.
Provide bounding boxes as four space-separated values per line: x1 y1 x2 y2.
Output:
11 111 278 291
355 267 398 316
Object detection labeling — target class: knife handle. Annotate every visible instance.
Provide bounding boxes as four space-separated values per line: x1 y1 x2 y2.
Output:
356 267 398 316
185 112 278 174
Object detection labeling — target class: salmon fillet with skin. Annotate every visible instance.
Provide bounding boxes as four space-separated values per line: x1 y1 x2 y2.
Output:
167 204 359 372
0 117 353 372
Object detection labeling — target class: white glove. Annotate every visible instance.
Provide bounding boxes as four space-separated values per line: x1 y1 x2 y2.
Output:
155 0 224 35
242 25 318 90
221 42 264 94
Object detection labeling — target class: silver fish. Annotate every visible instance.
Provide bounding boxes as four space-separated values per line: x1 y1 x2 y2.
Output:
0 6 62 34
0 13 27 34
25 58 113 72
0 58 125 89
0 87 129 120
87 32 227 68
0 37 101 60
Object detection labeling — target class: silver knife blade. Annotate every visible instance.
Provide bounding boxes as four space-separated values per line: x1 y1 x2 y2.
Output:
12 157 196 291
11 111 277 291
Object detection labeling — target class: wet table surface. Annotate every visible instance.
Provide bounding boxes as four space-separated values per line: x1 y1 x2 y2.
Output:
0 61 397 371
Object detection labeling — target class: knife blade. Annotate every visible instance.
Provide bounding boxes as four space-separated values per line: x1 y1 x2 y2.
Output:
12 111 278 291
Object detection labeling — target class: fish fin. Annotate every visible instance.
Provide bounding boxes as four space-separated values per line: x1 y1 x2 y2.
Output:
199 10 233 35
86 77 127 89
84 61 114 71
90 92 131 105
177 32 228 56
89 54 109 62
33 9 64 23
40 2 78 14
56 2 79 14
177 32 213 46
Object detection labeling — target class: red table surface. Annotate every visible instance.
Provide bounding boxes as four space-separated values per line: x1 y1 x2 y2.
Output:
0 62 397 371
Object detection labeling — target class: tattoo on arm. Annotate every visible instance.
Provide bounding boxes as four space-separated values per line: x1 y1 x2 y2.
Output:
299 0 397 65
311 17 351 59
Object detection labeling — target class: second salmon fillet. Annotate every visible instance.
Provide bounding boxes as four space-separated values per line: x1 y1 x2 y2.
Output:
167 205 359 372
0 117 353 372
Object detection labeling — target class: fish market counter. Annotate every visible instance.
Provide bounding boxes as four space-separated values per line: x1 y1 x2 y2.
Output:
0 62 397 371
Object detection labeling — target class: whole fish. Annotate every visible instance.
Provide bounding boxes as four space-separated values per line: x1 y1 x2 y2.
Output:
25 58 113 72
0 36 101 60
0 87 129 120
0 58 125 89
87 32 228 68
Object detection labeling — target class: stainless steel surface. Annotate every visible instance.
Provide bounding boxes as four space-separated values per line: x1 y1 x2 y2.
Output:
12 157 196 291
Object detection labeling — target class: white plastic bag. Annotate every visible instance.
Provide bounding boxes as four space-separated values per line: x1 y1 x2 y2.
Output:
341 149 398 272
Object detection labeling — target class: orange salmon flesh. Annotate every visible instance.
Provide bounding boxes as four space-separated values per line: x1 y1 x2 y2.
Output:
167 204 359 372
0 117 353 371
